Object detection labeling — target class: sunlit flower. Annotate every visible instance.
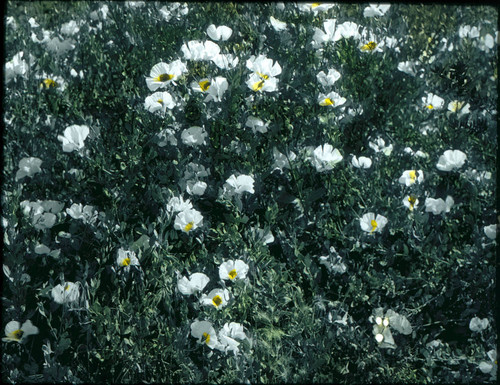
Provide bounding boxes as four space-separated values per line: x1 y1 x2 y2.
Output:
359 29 385 53
424 196 454 215
458 25 480 39
116 248 140 272
144 91 176 114
484 224 497 240
191 77 228 102
51 282 80 304
200 288 230 309
191 320 219 349
181 126 208 146
398 170 424 186
211 53 239 69
436 150 467 171
146 60 187 91
360 213 388 233
186 180 208 196
311 144 342 172
166 196 193 214
15 157 42 181
246 116 268 134
181 40 220 61
403 195 419 211
363 4 391 17
57 125 90 153
218 322 247 355
246 73 279 92
369 137 393 156
270 16 287 31
60 20 80 35
478 33 495 52
2 320 39 343
5 51 34 84
46 37 76 56
317 68 341 86
351 155 372 169
174 208 203 233
397 60 419 76
207 24 232 41
478 349 497 380
337 21 362 40
298 3 335 13
219 259 249 281
159 3 189 22
177 272 210 295
447 100 470 117
223 174 255 196
469 317 489 332
422 92 444 110
246 55 282 78
318 91 346 107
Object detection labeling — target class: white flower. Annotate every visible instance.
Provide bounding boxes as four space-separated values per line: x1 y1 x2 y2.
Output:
351 155 372 169
403 195 419 211
224 174 255 196
144 91 176 114
200 288 230 309
397 60 419 76
484 224 497 240
211 53 239 70
218 322 247 355
206 24 232 41
5 51 32 84
469 317 489 332
478 349 497 379
66 203 97 224
166 196 193 214
254 227 275 245
57 125 90 153
34 244 60 258
219 259 249 281
246 116 268 134
369 137 393 156
181 40 220 61
246 54 282 78
360 213 388 233
318 247 346 274
51 282 80 304
447 100 470 116
2 320 39 343
146 60 187 91
311 144 343 172
272 147 296 171
181 126 207 146
317 68 341 86
177 272 210 295
270 16 287 31
46 37 76 56
363 4 391 17
191 320 219 349
398 170 424 186
458 25 480 39
204 77 229 103
60 20 79 35
159 3 188 22
436 150 467 171
186 180 207 196
246 73 279 92
478 33 495 52
318 91 346 107
15 157 42 181
422 92 445 110
424 196 454 215
174 208 203 233
116 248 140 272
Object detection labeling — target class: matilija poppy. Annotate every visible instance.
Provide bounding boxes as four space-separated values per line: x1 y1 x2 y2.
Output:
190 320 219 349
359 213 388 233
15 157 42 181
200 288 230 309
223 174 255 196
145 60 187 91
51 282 80 304
311 144 343 172
219 260 249 281
144 91 176 114
436 150 467 171
206 24 232 41
422 92 444 110
174 208 203 233
318 91 346 107
398 170 424 186
2 320 39 343
57 125 89 153
116 248 140 272
424 196 454 215
177 272 210 295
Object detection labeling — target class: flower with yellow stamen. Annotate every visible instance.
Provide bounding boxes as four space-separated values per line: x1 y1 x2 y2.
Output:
51 281 80 304
403 195 419 211
360 213 388 234
190 320 219 349
174 208 203 233
41 78 57 89
318 91 346 107
146 60 187 91
361 41 378 51
422 92 444 110
398 169 424 186
200 288 230 309
2 320 39 343
116 248 140 272
219 259 249 281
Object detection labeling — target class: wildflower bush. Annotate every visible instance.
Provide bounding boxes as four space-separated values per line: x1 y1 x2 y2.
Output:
2 2 497 383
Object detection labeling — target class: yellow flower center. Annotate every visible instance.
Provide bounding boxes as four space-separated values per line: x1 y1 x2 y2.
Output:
320 98 334 106
9 329 24 340
451 101 464 112
212 295 223 307
370 219 378 232
122 257 131 267
156 74 174 82
157 99 163 104
41 78 57 89
408 195 417 211
311 3 321 8
202 332 210 344
184 222 194 232
361 41 377 51
64 284 70 291
409 170 416 182
257 72 269 80
426 104 434 110
199 80 211 91
252 80 265 91
228 269 237 280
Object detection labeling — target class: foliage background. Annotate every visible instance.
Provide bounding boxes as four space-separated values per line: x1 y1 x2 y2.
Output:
2 2 497 384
